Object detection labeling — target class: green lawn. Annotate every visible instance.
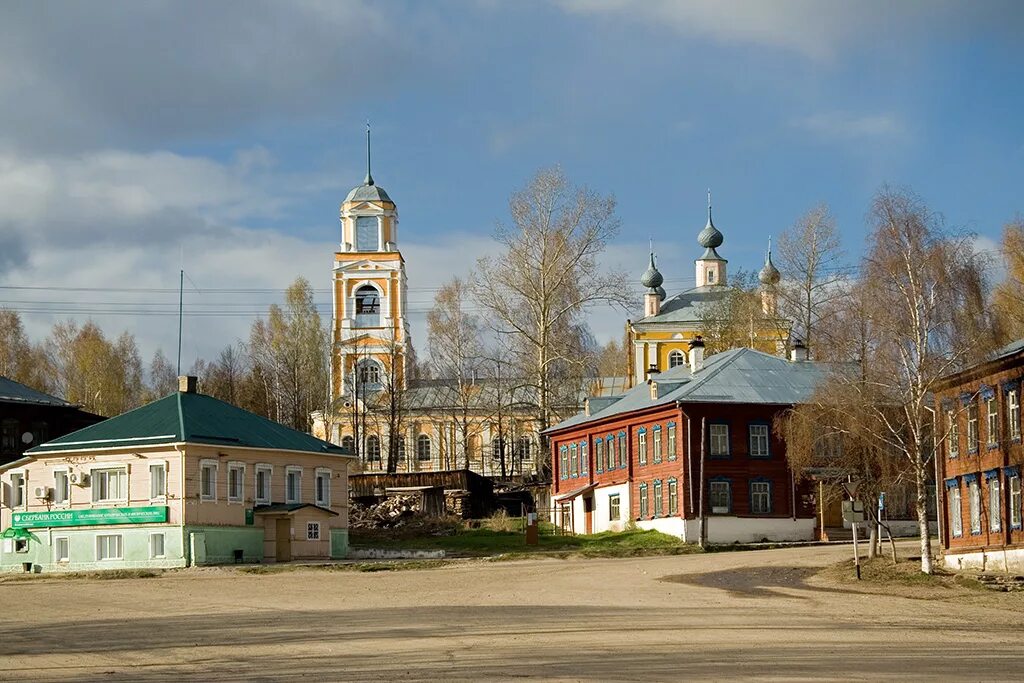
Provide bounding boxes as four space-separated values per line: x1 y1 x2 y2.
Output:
350 526 698 558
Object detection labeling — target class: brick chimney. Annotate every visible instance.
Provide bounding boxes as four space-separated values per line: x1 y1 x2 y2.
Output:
178 375 198 393
790 339 809 362
688 336 705 373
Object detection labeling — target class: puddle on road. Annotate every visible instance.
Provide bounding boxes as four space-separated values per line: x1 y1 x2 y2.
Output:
659 566 844 599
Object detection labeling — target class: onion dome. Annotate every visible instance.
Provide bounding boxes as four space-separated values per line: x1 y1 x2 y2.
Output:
697 191 724 249
641 252 664 289
759 238 781 286
656 285 666 301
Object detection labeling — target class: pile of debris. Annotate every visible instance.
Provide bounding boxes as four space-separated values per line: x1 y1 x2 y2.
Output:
974 573 1024 592
349 495 419 529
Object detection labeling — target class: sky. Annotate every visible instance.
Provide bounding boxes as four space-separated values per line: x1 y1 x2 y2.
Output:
1 0 1022 371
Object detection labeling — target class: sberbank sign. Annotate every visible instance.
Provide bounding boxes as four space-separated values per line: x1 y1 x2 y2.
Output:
11 506 168 529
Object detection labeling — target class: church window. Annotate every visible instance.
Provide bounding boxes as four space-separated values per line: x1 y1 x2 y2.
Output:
516 436 531 460
417 434 432 461
357 360 382 386
341 435 354 453
355 285 381 327
668 350 686 368
356 216 379 251
491 437 505 460
366 436 381 464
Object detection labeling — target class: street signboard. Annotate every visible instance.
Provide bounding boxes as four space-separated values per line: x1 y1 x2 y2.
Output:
842 500 865 523
11 505 168 529
842 481 860 499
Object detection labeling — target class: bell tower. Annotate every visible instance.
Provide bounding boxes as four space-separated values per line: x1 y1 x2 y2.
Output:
330 125 409 402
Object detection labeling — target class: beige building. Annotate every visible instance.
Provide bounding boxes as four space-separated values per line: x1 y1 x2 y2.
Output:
1 377 354 572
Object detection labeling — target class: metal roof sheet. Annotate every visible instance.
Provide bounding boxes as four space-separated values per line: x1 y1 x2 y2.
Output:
0 376 73 408
546 347 831 433
26 391 350 457
634 285 732 325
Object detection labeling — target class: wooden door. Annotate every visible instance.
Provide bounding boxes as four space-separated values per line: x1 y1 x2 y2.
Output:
275 518 291 562
584 497 594 535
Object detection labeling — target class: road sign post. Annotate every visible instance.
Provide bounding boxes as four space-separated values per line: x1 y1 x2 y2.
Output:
841 483 864 581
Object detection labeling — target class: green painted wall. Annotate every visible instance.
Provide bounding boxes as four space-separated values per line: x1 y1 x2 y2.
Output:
184 526 264 565
331 528 349 558
0 525 185 573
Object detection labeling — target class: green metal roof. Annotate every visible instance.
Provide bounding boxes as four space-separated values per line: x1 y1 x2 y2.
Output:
0 376 74 408
25 391 351 457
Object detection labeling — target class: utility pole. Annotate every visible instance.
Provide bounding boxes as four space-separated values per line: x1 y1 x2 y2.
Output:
177 268 184 375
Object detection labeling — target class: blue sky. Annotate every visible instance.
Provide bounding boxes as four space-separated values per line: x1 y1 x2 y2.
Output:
0 1 1021 366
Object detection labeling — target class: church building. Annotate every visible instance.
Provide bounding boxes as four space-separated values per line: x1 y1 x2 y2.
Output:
625 195 789 387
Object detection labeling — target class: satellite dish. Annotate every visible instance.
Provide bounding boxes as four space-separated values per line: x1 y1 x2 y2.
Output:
21 432 34 445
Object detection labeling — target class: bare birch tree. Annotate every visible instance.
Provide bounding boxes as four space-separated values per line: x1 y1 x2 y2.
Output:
776 204 846 357
474 167 631 475
993 219 1024 339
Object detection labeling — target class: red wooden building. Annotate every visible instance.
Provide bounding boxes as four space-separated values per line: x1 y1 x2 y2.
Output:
545 341 824 543
935 338 1023 571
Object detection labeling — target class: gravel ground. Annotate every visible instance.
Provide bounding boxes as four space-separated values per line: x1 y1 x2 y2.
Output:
1 541 1022 682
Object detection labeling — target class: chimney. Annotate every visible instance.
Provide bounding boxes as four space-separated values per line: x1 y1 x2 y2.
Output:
583 398 591 417
688 336 705 373
178 375 198 393
649 381 658 400
790 338 809 362
645 362 659 382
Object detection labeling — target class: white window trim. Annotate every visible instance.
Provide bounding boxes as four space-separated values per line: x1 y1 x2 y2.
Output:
52 467 70 508
150 532 166 559
227 461 246 504
200 459 218 503
306 521 322 541
286 466 303 504
969 480 982 534
96 534 124 561
89 464 129 505
315 468 332 507
54 535 70 563
7 470 27 510
989 478 1001 532
149 461 168 503
255 464 272 505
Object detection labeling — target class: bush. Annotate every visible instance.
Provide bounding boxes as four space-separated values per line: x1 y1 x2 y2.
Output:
482 509 520 533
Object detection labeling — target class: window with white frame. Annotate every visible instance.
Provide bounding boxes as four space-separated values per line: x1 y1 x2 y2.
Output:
667 424 677 461
653 428 662 464
7 472 26 508
967 403 979 452
595 438 604 473
949 484 963 537
228 463 244 503
570 443 578 477
354 286 381 327
54 536 69 563
53 470 69 505
638 431 647 466
580 442 588 476
609 493 620 521
286 467 302 504
315 469 331 507
417 434 432 461
947 410 959 457
710 423 729 457
749 424 770 458
668 478 678 514
199 461 217 502
969 478 981 534
639 483 649 518
751 480 772 514
307 522 321 541
987 397 999 446
92 468 127 503
1009 389 1021 441
668 350 686 368
989 475 1001 532
559 446 568 480
366 435 381 463
709 480 731 514
150 532 165 558
517 436 531 461
358 360 382 385
653 479 663 516
1010 474 1022 529
618 433 627 468
150 463 166 501
96 534 123 561
255 465 272 505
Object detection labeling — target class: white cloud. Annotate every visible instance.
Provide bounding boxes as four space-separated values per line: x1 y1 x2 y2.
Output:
792 112 907 142
556 0 1017 61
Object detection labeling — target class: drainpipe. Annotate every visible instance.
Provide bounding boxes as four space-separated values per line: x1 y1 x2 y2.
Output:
678 405 694 516
698 416 706 549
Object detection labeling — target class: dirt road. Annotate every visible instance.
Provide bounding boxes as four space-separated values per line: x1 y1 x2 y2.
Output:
2 542 1021 681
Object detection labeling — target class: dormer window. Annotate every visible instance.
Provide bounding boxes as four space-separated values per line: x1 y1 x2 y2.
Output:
356 216 379 251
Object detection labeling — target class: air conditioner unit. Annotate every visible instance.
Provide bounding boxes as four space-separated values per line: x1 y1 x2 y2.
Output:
69 471 90 486
34 486 51 500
